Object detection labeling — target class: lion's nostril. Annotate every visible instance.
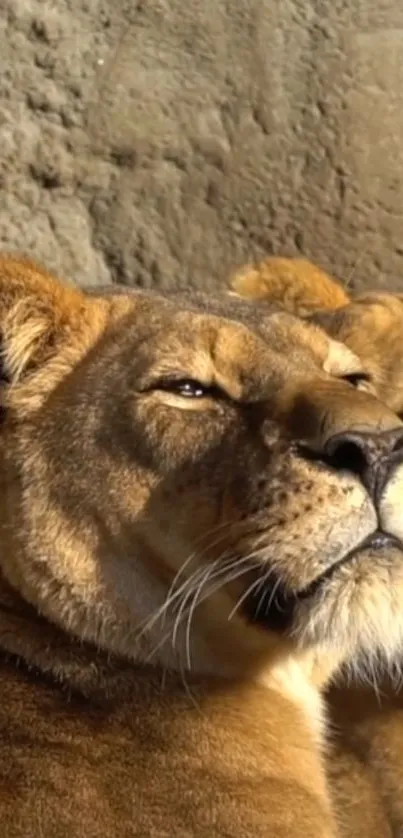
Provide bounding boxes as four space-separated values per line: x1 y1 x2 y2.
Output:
324 438 368 478
322 431 382 499
319 427 403 502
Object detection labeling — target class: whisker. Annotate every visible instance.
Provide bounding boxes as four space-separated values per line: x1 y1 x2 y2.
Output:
172 557 238 653
182 556 252 668
255 573 275 614
178 656 202 713
182 558 258 667
164 536 232 626
163 522 247 620
183 571 213 670
227 573 266 621
143 629 172 664
135 558 221 641
137 547 263 667
264 576 285 616
174 561 221 658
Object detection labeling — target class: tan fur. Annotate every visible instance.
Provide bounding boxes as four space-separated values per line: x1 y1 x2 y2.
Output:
230 256 349 315
2 254 403 835
232 255 403 837
230 255 403 414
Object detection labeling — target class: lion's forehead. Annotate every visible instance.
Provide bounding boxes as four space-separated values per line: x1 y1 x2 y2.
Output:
99 283 318 339
103 288 330 380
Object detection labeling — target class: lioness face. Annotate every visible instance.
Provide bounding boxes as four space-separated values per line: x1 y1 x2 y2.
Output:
1 257 403 683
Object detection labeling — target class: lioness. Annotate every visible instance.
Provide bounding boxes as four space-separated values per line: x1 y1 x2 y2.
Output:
1 255 403 837
230 256 403 415
231 255 403 836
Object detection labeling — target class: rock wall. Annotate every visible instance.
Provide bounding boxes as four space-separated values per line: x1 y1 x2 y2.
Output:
2 0 403 293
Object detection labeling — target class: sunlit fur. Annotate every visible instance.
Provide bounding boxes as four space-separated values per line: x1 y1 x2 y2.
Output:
2 254 403 835
232 254 403 836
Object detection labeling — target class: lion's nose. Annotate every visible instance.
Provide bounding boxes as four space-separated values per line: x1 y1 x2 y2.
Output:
322 428 403 502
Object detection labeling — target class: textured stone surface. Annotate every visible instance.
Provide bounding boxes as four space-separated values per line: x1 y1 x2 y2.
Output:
2 0 403 292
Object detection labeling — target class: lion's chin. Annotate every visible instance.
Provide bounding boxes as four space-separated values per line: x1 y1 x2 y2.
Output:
293 543 403 672
242 533 403 666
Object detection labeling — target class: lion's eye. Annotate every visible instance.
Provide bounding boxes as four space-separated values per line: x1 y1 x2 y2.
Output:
155 378 219 399
341 372 372 388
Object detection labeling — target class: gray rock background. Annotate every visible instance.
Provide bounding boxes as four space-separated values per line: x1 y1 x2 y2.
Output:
2 0 403 293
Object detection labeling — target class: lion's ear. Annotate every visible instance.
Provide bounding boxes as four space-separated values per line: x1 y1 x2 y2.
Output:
0 254 97 388
229 257 350 316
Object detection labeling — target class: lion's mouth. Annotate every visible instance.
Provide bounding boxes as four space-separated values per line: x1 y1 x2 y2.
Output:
243 531 403 633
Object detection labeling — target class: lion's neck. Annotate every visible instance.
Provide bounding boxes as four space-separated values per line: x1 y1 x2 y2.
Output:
258 656 328 744
0 570 328 747
0 572 135 698
0 572 337 838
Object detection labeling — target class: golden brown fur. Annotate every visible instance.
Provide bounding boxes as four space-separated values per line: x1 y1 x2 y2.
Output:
230 255 403 414
0 594 333 838
232 255 403 837
230 256 349 315
2 254 403 835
